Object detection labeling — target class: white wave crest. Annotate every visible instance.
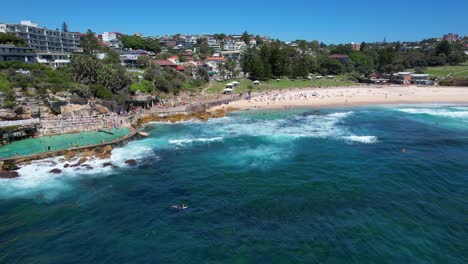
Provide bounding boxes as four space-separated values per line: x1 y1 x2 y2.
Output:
342 135 378 144
169 137 223 146
0 141 157 200
398 108 468 118
327 111 354 118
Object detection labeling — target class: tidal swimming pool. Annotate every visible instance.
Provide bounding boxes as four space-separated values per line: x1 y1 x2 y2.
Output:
0 128 131 159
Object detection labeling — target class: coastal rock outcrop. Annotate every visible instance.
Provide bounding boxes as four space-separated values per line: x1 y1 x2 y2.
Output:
81 164 93 170
0 105 32 120
49 168 62 174
0 171 20 179
102 162 114 168
77 157 87 165
125 159 137 166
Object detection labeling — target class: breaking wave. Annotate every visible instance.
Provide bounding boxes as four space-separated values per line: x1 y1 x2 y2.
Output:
342 135 378 144
398 108 468 118
169 137 223 146
0 140 157 200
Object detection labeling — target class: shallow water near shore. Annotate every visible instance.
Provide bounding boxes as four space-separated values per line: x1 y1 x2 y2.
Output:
1 104 468 263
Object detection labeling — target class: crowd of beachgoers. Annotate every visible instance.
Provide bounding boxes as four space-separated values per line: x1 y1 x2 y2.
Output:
211 85 468 110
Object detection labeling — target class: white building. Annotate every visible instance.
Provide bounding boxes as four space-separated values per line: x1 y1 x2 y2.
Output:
235 41 247 51
0 21 81 67
102 32 119 42
0 21 80 53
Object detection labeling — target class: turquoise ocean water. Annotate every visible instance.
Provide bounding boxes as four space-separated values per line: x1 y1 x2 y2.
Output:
0 105 467 263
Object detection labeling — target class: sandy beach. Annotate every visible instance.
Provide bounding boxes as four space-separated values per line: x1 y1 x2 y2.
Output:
209 85 468 110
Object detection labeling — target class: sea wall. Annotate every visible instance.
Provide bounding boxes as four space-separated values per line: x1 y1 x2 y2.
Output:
38 114 133 136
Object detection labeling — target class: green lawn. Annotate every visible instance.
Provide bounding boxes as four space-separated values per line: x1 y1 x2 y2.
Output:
206 77 357 94
412 62 468 77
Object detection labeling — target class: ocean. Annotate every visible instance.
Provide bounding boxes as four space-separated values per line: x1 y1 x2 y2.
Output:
1 105 467 263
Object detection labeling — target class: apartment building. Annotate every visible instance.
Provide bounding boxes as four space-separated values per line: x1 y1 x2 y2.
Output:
0 21 81 53
0 44 36 62
443 33 459 43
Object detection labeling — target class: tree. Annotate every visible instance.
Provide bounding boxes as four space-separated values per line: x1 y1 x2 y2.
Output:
214 33 226 40
296 40 308 50
119 35 161 53
291 55 309 79
0 32 27 47
359 42 367 52
255 35 264 45
428 54 446 66
435 40 452 56
308 40 320 51
241 31 251 45
319 58 344 75
102 48 121 64
250 55 265 80
62 22 68 32
69 54 101 84
330 44 353 55
349 52 374 74
199 41 211 55
81 29 101 54
97 64 131 93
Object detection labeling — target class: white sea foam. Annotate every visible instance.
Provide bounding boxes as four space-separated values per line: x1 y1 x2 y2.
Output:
398 108 468 118
169 137 223 146
342 135 378 144
0 140 157 200
327 111 354 118
210 111 354 140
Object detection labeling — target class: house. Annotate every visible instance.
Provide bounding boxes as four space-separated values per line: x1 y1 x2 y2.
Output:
250 38 257 46
153 60 177 69
328 54 349 64
204 56 227 73
351 42 361 51
392 72 412 85
119 49 150 66
101 32 124 43
167 55 180 64
391 72 432 85
234 41 247 51
410 74 432 85
443 33 459 42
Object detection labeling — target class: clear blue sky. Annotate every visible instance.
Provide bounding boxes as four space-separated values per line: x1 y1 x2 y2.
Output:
2 0 467 43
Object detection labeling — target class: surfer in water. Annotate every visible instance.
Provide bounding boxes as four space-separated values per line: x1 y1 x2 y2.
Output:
171 204 189 210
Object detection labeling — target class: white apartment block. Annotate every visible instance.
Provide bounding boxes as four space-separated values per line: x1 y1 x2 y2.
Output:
0 21 81 53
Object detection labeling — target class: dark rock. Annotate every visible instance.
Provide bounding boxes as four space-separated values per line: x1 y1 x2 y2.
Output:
70 163 80 168
49 168 62 174
63 163 70 168
0 171 20 179
80 164 93 170
125 159 137 166
77 157 87 165
102 162 114 168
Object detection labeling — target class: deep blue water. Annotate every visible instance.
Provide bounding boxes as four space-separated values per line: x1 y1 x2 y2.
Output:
1 105 468 263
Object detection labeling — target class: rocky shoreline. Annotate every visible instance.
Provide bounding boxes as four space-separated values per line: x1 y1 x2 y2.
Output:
0 106 238 175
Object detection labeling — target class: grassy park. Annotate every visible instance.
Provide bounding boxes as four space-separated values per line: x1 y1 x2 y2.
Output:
206 77 356 94
411 62 468 77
